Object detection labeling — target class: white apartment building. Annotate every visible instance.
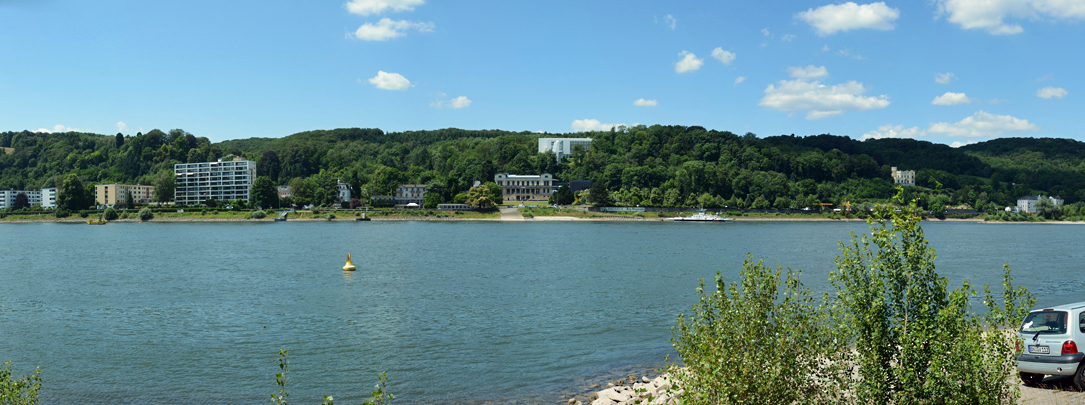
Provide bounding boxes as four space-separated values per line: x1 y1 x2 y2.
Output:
394 184 426 207
1017 195 1064 214
41 188 57 208
538 138 592 162
495 173 556 201
891 167 915 186
174 158 257 206
0 189 43 209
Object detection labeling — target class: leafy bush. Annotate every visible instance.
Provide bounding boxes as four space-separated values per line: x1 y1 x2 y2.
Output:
54 209 69 218
671 257 841 404
0 360 42 405
522 212 534 218
670 190 1034 404
120 212 129 219
138 207 153 221
103 207 119 221
326 213 336 220
251 210 266 219
78 210 90 218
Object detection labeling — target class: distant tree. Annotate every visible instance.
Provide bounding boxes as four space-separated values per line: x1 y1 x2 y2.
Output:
1036 196 1060 220
589 181 611 207
115 132 124 148
466 185 495 209
12 192 29 210
125 190 134 208
349 198 362 209
424 192 443 208
138 207 153 221
549 185 574 205
250 176 278 209
153 169 176 204
482 181 503 205
103 207 119 221
453 192 468 204
259 151 281 181
57 174 90 211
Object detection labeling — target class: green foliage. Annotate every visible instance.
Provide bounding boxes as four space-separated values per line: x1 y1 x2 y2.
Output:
57 174 91 211
829 189 1034 403
0 360 42 405
138 207 153 221
465 185 494 209
549 184 574 205
252 210 267 219
269 349 384 405
11 193 30 210
54 209 69 218
670 257 841 405
362 372 394 405
103 207 119 221
251 176 278 209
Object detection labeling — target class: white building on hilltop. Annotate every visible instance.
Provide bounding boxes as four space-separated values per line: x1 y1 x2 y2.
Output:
891 167 915 187
174 157 257 206
495 173 556 201
538 138 592 162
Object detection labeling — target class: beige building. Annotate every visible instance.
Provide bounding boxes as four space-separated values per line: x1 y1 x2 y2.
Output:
395 184 426 207
891 167 915 186
495 173 556 201
95 184 155 207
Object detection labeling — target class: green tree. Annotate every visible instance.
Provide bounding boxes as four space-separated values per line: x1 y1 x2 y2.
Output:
138 207 153 221
548 185 574 205
482 181 503 205
115 132 124 148
153 169 176 204
1035 196 1060 220
250 176 278 209
0 360 42 405
57 174 90 211
589 181 611 207
103 207 119 221
424 192 443 208
466 185 495 209
12 192 29 210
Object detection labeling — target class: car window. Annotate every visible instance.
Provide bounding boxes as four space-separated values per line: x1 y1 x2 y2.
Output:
1080 312 1085 333
1021 311 1068 334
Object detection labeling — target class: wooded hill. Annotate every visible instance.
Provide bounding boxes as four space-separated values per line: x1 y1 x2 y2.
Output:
2 126 1084 211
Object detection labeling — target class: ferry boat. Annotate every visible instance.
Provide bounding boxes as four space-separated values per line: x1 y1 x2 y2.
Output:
665 212 733 222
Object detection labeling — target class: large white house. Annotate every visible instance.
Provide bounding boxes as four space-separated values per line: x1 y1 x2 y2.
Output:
1017 195 1064 214
394 184 426 207
891 167 915 187
495 173 556 201
174 157 257 205
538 138 592 162
0 188 55 209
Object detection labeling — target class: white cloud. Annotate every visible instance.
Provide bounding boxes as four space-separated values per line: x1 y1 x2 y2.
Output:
345 0 424 16
781 34 797 42
861 124 925 140
449 96 471 109
934 0 1085 35
367 71 412 90
761 28 772 37
759 78 890 120
821 45 831 52
949 140 978 148
1037 86 1068 99
797 2 900 36
787 65 829 79
935 72 955 84
633 98 658 107
116 121 129 133
734 76 746 86
931 92 975 105
927 110 1039 137
989 98 1008 104
572 119 626 132
350 18 434 41
674 51 703 73
664 14 677 30
33 124 79 134
710 48 736 65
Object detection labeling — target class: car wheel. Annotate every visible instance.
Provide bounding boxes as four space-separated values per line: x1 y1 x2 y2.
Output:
1074 363 1085 391
1020 371 1044 386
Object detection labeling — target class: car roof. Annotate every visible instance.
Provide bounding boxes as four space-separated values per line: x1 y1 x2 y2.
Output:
1029 301 1085 312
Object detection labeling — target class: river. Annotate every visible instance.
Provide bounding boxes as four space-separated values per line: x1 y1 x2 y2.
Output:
1 220 1083 404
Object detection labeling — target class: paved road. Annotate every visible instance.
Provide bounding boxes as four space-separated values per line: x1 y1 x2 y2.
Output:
499 207 524 220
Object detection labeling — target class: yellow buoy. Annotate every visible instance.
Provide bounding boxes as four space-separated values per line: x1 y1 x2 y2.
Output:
343 253 357 271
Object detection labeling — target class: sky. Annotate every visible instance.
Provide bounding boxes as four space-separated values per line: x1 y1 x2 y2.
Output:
1 0 1083 146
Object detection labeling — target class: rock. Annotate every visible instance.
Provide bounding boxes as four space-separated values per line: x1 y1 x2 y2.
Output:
602 388 630 402
589 392 599 401
590 384 599 389
590 398 612 405
567 399 582 405
642 376 651 383
606 382 614 388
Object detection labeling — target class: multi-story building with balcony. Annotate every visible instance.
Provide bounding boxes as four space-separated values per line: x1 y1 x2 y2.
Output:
0 189 42 209
394 184 426 207
95 184 155 208
174 157 257 206
495 173 556 201
538 138 592 162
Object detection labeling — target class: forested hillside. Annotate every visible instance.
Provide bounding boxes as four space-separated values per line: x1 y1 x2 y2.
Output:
2 126 1083 211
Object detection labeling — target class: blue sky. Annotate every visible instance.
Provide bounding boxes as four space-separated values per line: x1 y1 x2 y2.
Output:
1 0 1082 146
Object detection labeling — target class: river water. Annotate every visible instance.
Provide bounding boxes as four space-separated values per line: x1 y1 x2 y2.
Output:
1 220 1084 404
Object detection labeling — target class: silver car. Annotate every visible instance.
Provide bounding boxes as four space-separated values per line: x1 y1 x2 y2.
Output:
1016 301 1085 388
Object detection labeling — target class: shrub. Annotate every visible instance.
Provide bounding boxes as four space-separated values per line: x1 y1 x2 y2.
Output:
0 360 42 405
326 213 336 220
138 207 153 221
522 212 534 219
79 210 90 218
104 207 119 221
54 209 69 218
120 212 129 219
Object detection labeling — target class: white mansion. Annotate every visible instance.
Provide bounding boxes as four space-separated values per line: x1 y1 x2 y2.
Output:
495 173 556 201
